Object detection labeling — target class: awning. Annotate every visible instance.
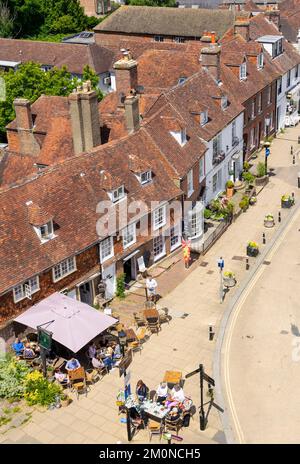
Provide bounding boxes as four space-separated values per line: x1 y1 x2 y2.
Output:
14 292 117 353
123 249 140 262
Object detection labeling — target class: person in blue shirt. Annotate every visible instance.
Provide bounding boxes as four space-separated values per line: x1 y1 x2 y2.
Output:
12 338 24 356
65 358 81 371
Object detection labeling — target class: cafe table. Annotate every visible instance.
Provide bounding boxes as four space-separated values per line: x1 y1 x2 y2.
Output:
163 370 183 389
143 308 159 321
125 396 168 423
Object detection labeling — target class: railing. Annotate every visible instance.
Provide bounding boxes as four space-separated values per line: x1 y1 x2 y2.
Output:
202 217 232 254
212 150 225 166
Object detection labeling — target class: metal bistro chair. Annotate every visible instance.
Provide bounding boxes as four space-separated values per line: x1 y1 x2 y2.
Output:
148 419 164 442
133 312 147 328
147 319 161 335
164 416 182 436
68 367 89 399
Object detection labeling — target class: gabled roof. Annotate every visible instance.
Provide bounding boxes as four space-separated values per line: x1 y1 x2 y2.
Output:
0 127 182 296
0 39 114 75
94 5 235 39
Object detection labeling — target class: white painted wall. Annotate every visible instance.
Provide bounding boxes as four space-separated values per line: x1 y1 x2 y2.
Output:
276 65 300 131
205 112 244 204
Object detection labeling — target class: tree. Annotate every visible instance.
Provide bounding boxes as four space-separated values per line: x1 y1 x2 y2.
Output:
0 62 101 140
0 1 15 37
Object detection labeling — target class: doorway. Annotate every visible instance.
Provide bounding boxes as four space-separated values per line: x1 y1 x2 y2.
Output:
123 257 137 284
79 281 93 306
102 263 116 299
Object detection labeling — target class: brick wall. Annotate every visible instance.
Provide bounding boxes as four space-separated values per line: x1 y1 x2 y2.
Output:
94 31 200 47
0 244 100 326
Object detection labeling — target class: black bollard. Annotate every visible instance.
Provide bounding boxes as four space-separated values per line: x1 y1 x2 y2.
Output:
293 155 296 165
209 325 214 341
278 211 281 223
263 233 266 244
291 145 294 155
246 258 250 270
298 136 300 144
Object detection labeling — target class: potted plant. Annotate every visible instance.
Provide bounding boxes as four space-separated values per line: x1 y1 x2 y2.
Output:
255 162 269 186
223 271 236 288
60 393 70 407
264 214 275 228
281 194 294 209
247 241 259 257
226 180 234 198
239 196 250 212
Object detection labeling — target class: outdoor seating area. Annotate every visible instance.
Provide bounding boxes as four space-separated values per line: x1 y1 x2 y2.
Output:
116 374 194 442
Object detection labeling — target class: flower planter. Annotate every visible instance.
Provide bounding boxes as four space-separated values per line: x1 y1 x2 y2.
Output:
255 175 269 187
226 187 234 198
246 245 259 257
223 276 236 288
264 218 275 228
281 199 293 208
61 397 70 407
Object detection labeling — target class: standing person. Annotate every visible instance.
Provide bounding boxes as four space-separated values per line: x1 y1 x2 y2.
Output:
146 276 158 302
136 380 148 402
182 238 191 270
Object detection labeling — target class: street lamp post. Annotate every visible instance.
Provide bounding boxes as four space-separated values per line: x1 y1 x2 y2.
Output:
264 115 271 175
217 257 224 304
118 329 127 357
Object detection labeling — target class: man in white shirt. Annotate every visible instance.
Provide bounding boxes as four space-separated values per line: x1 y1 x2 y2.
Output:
146 276 158 301
156 382 168 404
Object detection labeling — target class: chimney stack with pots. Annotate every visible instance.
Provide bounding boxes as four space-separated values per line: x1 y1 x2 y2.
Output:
264 10 281 30
68 80 101 155
113 49 138 107
13 98 40 156
201 45 221 83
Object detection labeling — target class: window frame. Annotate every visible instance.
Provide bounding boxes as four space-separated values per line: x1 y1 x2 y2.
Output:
140 170 152 185
170 224 181 251
52 256 76 282
111 185 125 203
99 237 114 264
257 53 264 70
199 157 205 182
122 223 136 249
240 62 247 80
153 205 166 231
153 234 166 261
154 35 164 42
13 276 40 303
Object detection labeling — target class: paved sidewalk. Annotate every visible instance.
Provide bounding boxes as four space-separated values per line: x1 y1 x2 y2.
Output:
1 127 300 444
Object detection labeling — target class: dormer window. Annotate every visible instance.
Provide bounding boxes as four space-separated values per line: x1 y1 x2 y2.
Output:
39 221 54 241
256 36 283 59
170 127 187 146
240 63 247 80
200 110 208 126
111 185 125 203
257 53 264 70
221 96 228 110
140 170 152 184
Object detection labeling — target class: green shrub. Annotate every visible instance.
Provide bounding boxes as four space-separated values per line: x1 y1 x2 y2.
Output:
256 162 266 178
24 371 61 406
116 273 126 299
226 180 234 188
243 161 250 171
0 356 30 399
242 171 255 184
204 208 212 219
239 196 249 210
248 241 259 249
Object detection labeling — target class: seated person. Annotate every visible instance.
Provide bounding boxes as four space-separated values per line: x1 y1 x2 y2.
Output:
156 382 168 404
65 357 81 371
23 343 36 359
91 356 105 370
88 342 97 360
166 383 185 409
113 343 122 360
12 338 24 356
105 344 114 358
54 369 68 385
136 380 148 402
167 407 181 422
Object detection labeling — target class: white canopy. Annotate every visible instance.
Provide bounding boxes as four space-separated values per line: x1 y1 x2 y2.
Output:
14 292 117 353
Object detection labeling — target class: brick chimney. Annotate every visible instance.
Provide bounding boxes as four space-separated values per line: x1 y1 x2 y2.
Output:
201 46 221 82
264 10 281 30
13 98 40 156
124 94 140 134
68 80 101 154
234 20 250 42
113 50 138 107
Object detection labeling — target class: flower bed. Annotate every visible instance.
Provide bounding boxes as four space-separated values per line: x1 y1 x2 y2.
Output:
247 241 259 257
